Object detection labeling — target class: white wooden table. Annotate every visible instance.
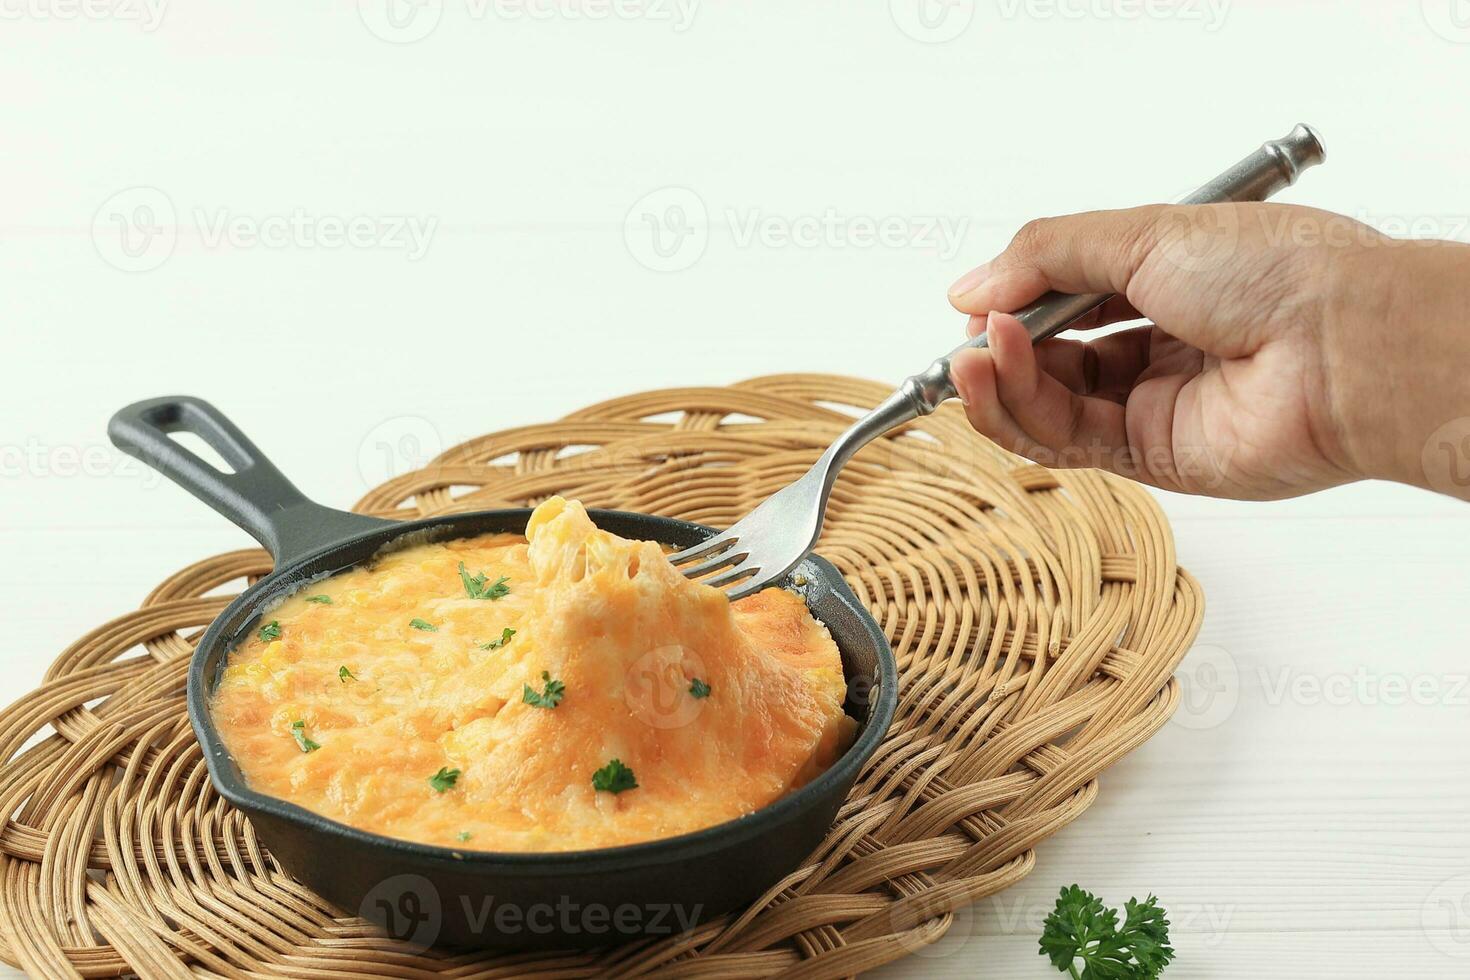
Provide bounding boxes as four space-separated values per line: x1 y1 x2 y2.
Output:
4 3 1469 975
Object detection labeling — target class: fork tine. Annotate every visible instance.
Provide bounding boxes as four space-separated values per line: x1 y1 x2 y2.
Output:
668 530 739 566
723 575 773 601
703 561 759 590
677 546 748 580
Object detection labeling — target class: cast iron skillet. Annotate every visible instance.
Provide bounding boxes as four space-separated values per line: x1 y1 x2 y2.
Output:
108 396 897 950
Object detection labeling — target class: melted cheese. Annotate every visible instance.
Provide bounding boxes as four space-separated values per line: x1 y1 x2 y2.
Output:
212 497 853 851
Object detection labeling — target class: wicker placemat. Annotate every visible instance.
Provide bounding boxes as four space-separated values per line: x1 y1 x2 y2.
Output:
0 374 1201 979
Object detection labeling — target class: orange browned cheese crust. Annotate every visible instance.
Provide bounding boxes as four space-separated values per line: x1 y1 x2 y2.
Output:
212 497 854 851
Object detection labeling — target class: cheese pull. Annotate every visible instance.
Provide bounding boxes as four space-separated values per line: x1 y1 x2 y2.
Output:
212 496 852 851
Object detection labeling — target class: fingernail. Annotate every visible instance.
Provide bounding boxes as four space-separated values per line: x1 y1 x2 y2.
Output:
949 347 980 406
965 314 987 339
987 310 1019 348
948 263 990 298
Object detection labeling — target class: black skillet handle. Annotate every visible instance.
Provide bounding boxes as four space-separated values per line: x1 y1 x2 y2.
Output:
109 396 393 566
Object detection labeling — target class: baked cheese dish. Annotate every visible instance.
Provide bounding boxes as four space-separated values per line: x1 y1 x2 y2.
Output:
211 497 854 851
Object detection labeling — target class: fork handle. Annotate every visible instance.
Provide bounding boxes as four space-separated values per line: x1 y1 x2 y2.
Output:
899 122 1328 417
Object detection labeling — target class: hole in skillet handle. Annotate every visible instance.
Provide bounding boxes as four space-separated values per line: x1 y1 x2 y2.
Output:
189 507 897 950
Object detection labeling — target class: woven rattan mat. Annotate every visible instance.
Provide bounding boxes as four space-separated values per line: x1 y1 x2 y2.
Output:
0 374 1202 979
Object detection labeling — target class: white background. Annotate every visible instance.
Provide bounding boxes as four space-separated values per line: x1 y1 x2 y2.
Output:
3 1 1470 976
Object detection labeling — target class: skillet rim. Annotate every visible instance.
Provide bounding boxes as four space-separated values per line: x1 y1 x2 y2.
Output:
187 506 898 873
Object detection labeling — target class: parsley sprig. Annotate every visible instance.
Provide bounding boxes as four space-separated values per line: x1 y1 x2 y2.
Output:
428 767 460 793
257 620 281 642
689 678 711 698
480 628 516 651
459 562 510 601
289 720 320 753
522 671 564 709
591 759 637 794
1039 885 1173 979
339 666 356 683
409 618 438 632
305 594 332 604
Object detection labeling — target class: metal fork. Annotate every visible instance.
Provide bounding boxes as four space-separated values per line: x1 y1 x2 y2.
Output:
672 124 1328 599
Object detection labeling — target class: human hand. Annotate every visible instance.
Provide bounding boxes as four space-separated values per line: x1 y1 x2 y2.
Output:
946 203 1470 500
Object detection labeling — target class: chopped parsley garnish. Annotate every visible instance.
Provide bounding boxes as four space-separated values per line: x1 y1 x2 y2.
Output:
409 618 438 632
522 671 565 709
1039 885 1174 979
459 562 510 601
456 831 472 842
339 666 356 683
428 767 460 793
305 594 332 604
689 678 711 699
480 627 516 651
289 720 320 753
257 620 281 642
591 759 637 794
